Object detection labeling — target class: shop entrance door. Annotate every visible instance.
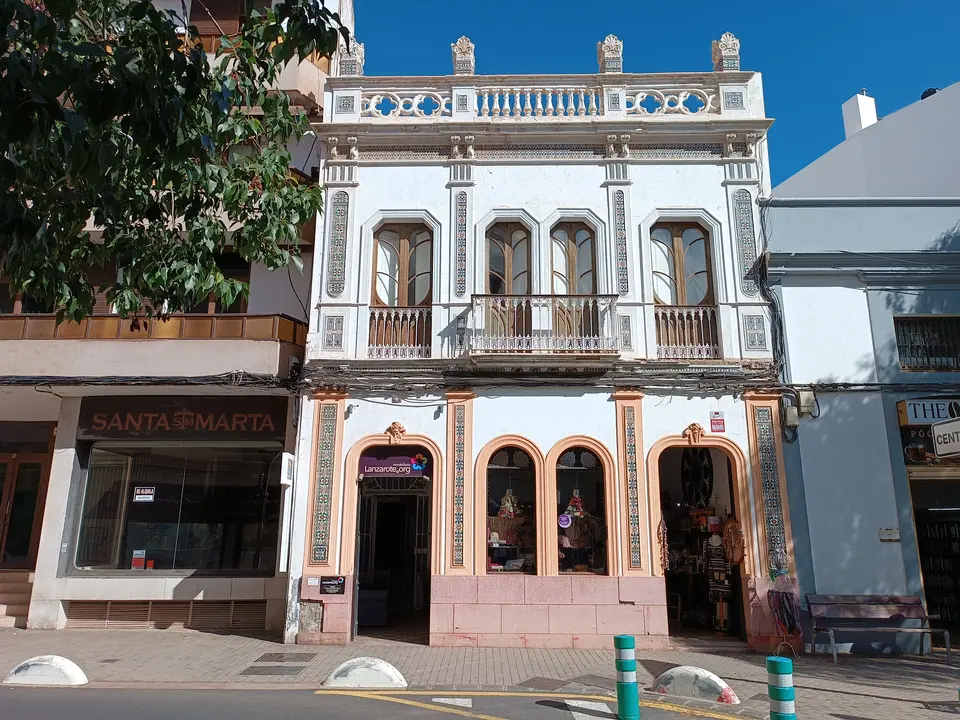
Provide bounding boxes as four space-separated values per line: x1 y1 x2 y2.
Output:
0 455 47 569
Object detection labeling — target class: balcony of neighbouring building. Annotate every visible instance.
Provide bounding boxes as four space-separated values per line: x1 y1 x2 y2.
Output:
469 294 619 365
653 305 722 361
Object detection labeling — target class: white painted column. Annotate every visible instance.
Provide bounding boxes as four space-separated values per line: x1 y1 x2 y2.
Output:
27 397 81 630
283 395 317 644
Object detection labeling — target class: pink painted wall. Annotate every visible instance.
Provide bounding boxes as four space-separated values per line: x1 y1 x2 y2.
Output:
430 574 669 649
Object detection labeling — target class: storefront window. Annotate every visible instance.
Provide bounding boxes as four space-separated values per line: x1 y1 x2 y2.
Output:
486 447 537 573
75 444 282 573
556 447 607 574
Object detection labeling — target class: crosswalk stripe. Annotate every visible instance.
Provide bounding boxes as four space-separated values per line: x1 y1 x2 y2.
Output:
432 698 474 708
565 699 613 720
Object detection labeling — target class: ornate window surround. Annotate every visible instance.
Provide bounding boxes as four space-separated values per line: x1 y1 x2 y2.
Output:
638 208 728 305
358 209 443 310
473 209 541 295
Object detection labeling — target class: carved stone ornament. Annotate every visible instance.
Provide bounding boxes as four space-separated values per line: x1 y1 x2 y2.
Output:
724 133 738 158
326 136 339 160
464 135 475 159
597 34 623 73
745 133 759 158
450 135 463 160
338 40 365 76
712 32 740 72
452 36 475 75
386 422 407 444
682 422 707 445
346 136 358 161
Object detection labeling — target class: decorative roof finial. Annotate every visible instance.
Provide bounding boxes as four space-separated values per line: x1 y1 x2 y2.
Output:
597 34 623 73
338 40 365 76
712 32 740 72
452 36 475 75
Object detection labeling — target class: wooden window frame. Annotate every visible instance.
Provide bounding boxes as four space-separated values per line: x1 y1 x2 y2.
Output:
486 222 532 295
371 223 434 309
650 222 715 307
550 221 597 296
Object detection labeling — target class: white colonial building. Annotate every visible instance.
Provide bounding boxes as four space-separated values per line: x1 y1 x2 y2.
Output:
288 33 800 651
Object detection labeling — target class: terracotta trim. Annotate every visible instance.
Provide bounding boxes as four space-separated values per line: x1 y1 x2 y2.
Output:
645 433 757 579
745 395 796 576
473 435 546 575
304 396 347 570
340 433 445 578
446 391 475 574
614 394 646 576
544 436 619 577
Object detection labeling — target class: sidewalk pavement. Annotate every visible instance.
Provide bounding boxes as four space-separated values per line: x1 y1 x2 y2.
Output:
1 628 958 719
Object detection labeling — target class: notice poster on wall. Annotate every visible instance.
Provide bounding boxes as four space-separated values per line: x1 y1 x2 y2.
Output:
133 486 155 503
131 549 146 570
710 411 725 433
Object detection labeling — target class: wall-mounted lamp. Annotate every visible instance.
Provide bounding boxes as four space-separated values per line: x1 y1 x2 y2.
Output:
345 403 359 419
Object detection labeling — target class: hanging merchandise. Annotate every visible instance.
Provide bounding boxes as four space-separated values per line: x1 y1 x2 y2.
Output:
498 489 519 518
565 488 585 518
657 518 670 571
722 517 746 565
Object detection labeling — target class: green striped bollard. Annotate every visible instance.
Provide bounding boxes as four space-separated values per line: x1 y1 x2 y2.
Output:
614 635 640 720
766 656 796 720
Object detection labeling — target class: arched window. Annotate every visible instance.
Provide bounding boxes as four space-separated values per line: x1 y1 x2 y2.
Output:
373 224 433 308
650 223 714 306
551 222 596 296
486 223 531 295
556 447 608 574
485 446 537 573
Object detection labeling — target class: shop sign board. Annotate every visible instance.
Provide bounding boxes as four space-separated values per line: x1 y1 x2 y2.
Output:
898 399 960 426
133 486 155 503
319 576 346 595
360 454 427 477
77 396 287 442
932 418 960 458
710 411 725 433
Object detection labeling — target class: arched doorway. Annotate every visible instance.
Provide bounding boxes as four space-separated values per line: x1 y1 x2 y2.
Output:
354 443 435 643
484 446 538 574
656 443 748 642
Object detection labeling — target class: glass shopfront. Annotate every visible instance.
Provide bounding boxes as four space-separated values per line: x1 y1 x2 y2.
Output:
71 396 287 576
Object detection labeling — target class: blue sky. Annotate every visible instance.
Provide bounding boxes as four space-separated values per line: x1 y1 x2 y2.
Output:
356 0 958 187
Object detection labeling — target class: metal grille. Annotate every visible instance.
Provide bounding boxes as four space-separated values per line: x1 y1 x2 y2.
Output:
895 316 960 371
254 653 316 663
239 666 304 676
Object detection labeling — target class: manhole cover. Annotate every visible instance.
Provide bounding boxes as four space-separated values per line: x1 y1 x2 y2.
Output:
239 665 305 676
254 653 317 663
518 677 570 691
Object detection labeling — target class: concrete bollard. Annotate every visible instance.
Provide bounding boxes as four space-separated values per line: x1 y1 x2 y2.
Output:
614 634 640 720
766 656 796 720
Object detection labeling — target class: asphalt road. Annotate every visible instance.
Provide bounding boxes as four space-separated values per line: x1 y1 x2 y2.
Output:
0 688 740 720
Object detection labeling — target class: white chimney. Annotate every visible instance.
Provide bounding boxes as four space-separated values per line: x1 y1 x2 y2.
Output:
841 91 878 139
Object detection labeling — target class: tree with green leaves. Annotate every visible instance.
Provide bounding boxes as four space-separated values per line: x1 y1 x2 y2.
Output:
1 0 347 322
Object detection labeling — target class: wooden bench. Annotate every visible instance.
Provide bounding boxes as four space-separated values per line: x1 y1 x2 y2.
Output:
806 594 951 665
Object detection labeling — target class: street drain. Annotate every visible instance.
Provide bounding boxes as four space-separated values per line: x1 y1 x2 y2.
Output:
239 665 305 676
254 653 317 663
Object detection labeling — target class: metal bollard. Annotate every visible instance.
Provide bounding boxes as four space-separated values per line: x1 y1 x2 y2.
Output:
766 656 796 720
614 634 640 720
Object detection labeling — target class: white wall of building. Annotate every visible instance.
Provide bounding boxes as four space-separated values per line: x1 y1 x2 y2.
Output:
793 392 908 595
248 252 313 322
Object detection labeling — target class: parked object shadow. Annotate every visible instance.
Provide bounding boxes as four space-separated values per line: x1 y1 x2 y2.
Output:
535 700 617 720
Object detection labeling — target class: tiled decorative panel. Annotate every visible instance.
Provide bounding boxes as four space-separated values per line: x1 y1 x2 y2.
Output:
619 315 633 351
455 191 468 298
311 403 339 564
744 314 767 350
614 190 629 296
452 403 466 566
322 315 344 350
733 189 759 296
754 406 788 575
326 192 349 298
625 405 642 568
723 91 745 109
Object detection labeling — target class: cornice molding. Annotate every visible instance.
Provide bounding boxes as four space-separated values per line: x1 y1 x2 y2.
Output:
325 71 758 90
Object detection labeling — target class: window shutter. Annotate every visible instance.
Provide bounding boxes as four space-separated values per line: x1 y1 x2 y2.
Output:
189 0 243 35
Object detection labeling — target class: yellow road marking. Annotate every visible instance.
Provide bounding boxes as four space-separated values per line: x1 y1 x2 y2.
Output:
320 690 511 720
313 688 747 720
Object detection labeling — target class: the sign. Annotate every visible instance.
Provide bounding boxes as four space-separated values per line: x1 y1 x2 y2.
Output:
710 411 725 433
77 396 287 441
133 486 155 503
558 514 572 529
360 454 427 477
879 528 901 542
320 576 346 595
898 399 960 427
306 577 319 586
932 418 960 458
131 549 146 570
